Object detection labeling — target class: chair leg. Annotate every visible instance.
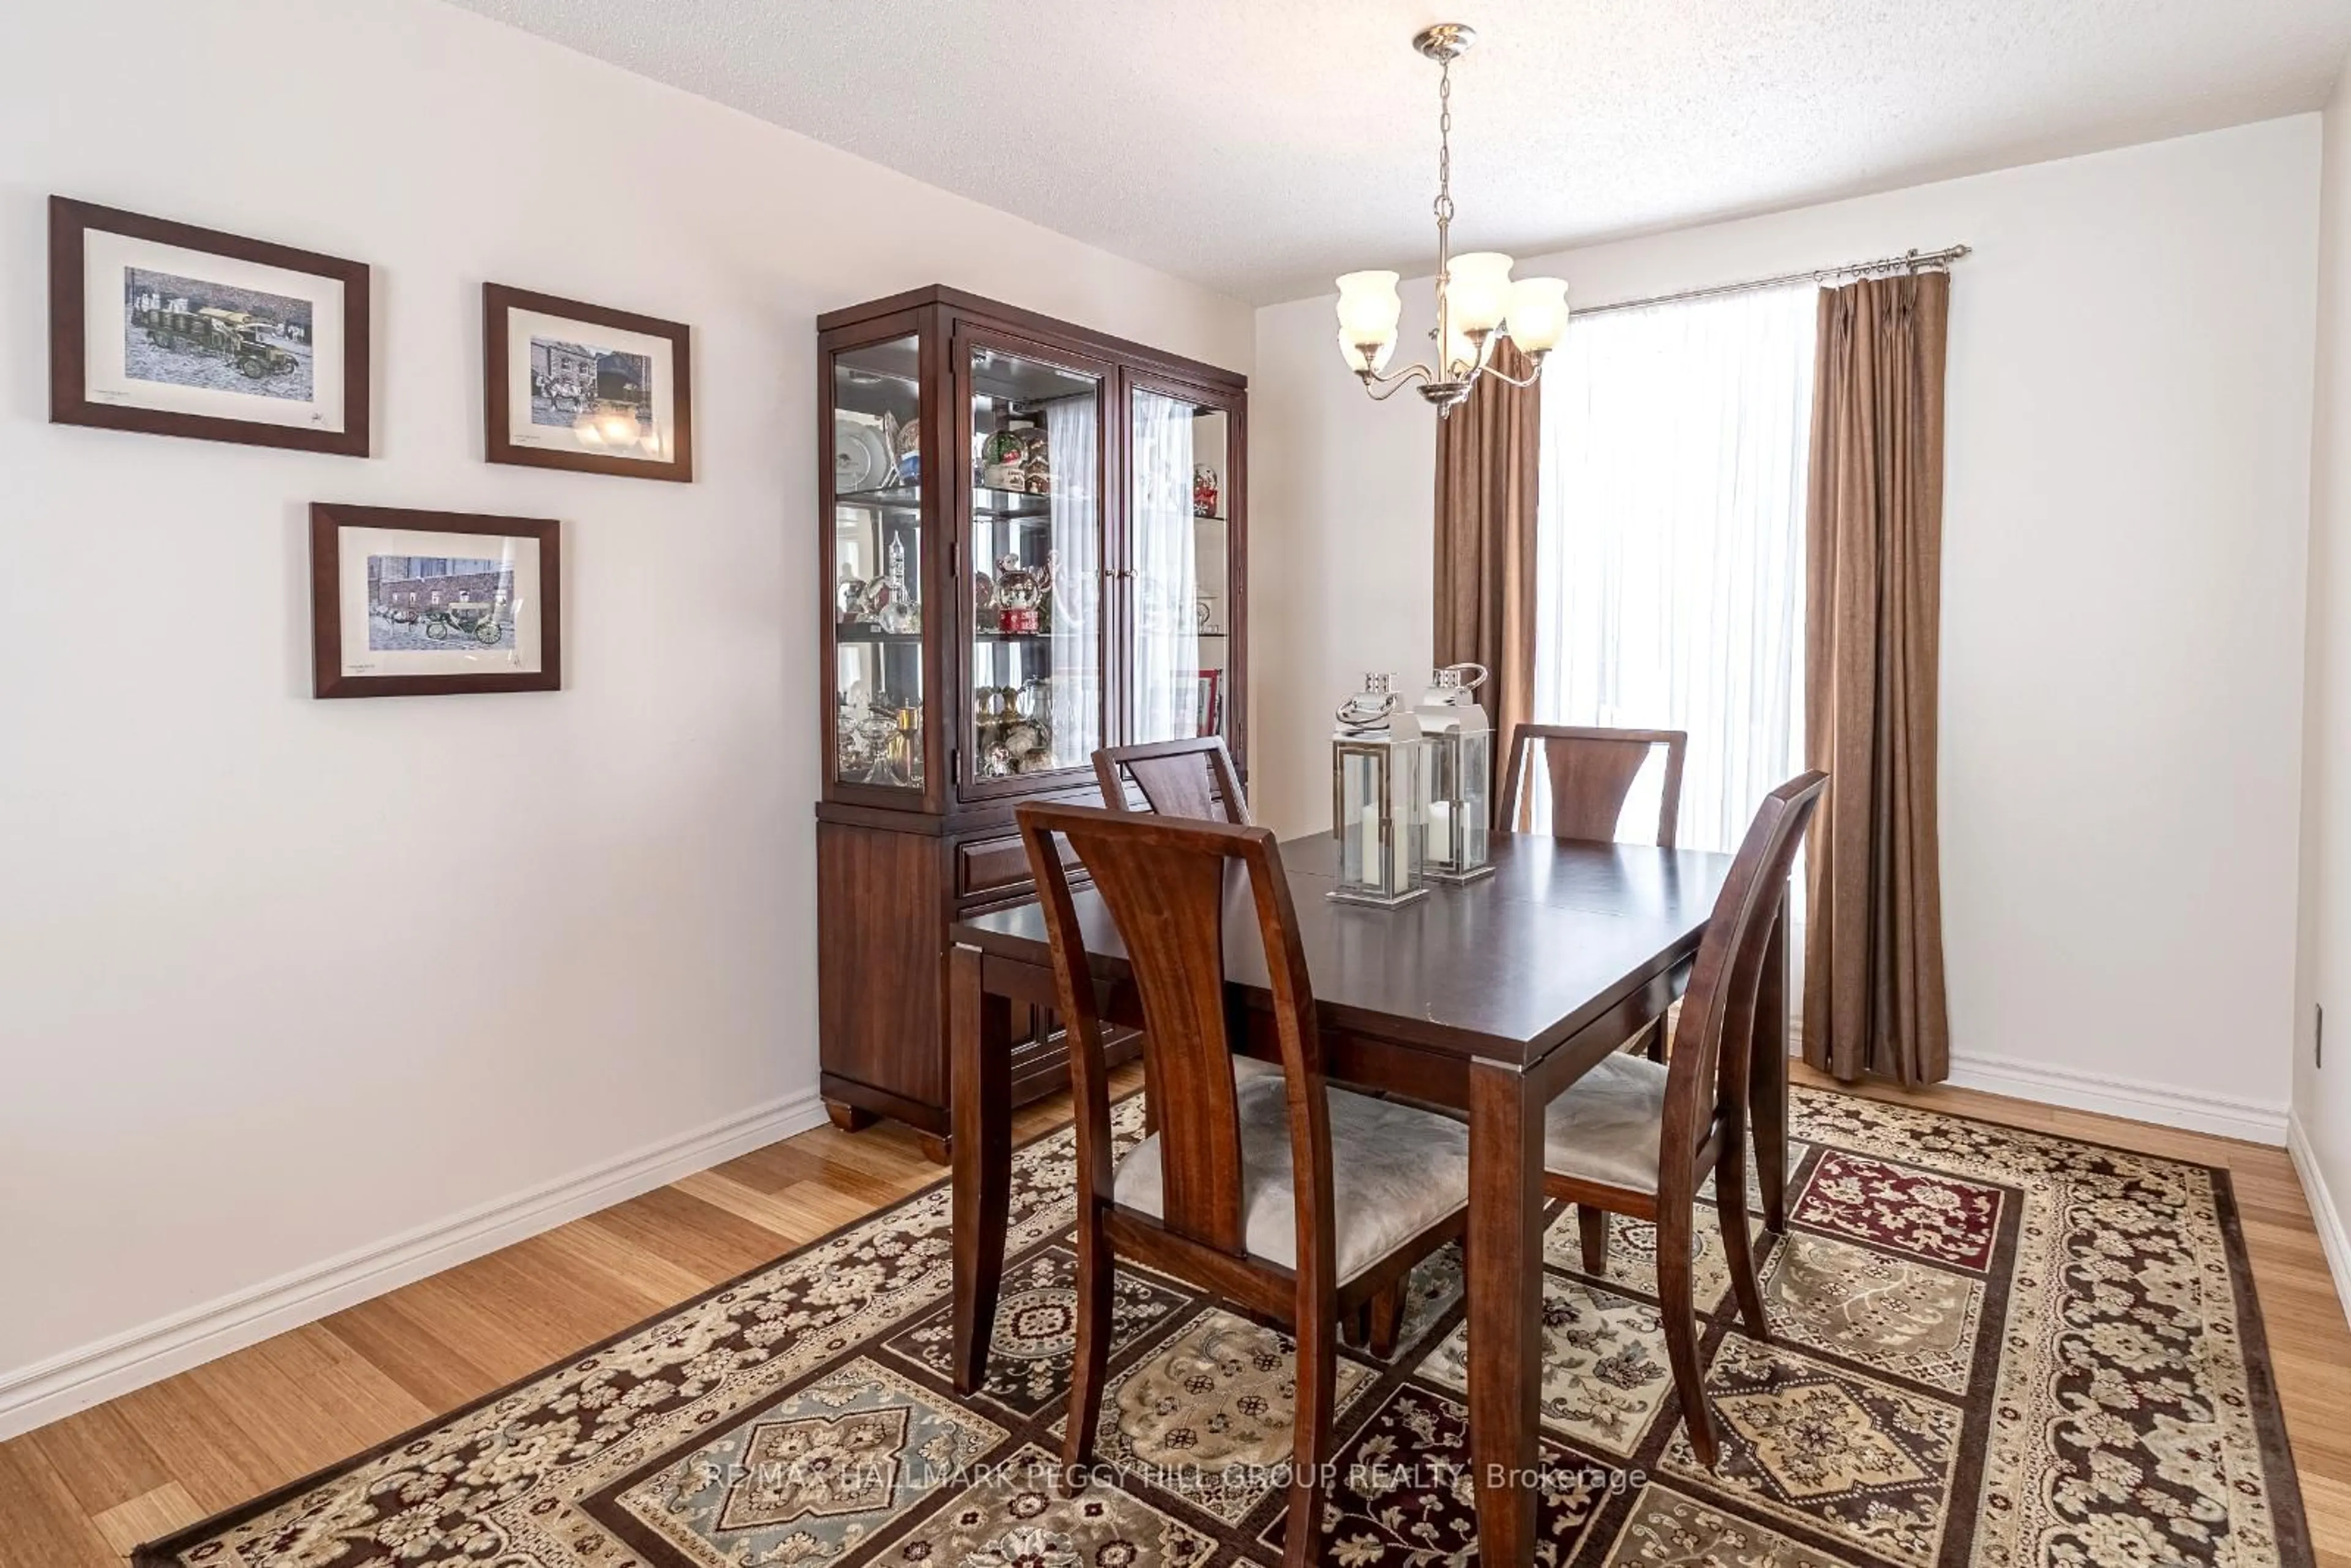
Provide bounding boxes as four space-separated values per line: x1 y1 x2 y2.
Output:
1655 1201 1717 1470
1368 1277 1408 1359
1060 1201 1113 1491
1340 1297 1370 1349
1281 1308 1338 1568
1716 1140 1769 1344
1638 1015 1667 1061
1577 1204 1611 1276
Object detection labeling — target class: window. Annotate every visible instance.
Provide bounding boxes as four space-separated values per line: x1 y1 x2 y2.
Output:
1531 285 1817 853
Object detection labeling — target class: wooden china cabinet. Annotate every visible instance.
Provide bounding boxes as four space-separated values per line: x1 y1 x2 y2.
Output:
814 286 1248 1160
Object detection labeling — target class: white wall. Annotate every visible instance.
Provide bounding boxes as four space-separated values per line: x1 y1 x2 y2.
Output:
1256 118 2319 1140
2294 70 2351 1321
0 0 1250 1434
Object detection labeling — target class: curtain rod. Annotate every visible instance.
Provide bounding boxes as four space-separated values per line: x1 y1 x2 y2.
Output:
1573 244 1971 318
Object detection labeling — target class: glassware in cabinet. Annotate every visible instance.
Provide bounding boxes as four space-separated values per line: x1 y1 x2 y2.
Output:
830 334 926 789
965 343 1104 784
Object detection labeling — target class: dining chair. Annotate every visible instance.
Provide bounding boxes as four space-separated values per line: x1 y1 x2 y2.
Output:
1539 770 1826 1470
1090 737 1412 1350
1092 734 1264 1110
1497 724 1687 845
1499 725 1690 1061
1016 801 1470 1568
1092 735 1250 823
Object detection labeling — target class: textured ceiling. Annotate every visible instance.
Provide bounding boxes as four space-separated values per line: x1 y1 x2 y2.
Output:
442 0 2351 304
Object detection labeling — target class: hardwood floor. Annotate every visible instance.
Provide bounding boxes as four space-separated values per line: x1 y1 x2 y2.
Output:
3 1062 2347 1566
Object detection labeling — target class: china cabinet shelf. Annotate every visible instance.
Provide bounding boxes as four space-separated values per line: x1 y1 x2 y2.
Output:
816 284 1247 1161
970 486 1055 517
838 483 1059 522
835 485 923 509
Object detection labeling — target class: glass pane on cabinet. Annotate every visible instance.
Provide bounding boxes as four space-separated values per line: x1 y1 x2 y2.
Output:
1129 391 1229 744
832 335 925 789
969 347 1101 781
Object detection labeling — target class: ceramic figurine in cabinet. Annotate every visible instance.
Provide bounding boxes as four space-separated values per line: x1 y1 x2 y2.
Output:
1193 463 1220 518
837 573 884 626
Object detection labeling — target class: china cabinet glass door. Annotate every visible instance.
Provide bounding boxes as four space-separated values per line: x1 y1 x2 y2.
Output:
964 340 1106 790
1126 385 1233 745
830 333 927 793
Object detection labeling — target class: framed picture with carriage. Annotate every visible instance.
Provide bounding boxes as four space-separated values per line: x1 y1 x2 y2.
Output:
310 503 562 698
483 283 692 481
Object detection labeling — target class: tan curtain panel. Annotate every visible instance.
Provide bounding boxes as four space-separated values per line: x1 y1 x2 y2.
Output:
1433 340 1540 823
1803 271 1952 1086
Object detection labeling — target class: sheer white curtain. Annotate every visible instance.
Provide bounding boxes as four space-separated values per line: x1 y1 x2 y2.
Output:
1043 392 1100 761
1532 284 1816 852
1128 390 1199 741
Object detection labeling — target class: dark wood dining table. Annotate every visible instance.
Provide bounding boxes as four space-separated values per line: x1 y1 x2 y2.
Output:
946 829 1790 1568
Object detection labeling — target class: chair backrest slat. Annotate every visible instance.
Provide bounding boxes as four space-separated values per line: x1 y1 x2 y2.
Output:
1657 771 1826 1200
1093 737 1250 824
1498 725 1687 846
1017 802 1331 1281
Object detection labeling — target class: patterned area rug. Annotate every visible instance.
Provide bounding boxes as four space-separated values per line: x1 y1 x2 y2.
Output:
138 1087 2312 1567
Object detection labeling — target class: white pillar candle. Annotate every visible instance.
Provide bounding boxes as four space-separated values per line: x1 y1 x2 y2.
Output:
1428 800 1452 866
1358 804 1383 890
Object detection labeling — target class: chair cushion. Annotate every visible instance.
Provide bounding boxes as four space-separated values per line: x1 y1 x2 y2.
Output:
1113 1076 1469 1285
1542 1052 1669 1193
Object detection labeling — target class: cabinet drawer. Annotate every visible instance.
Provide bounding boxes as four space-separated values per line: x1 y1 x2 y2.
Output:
956 830 1081 899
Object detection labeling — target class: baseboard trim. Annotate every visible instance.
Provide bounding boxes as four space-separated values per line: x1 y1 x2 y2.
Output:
1943 1051 2289 1145
0 1086 828 1442
2287 1111 2351 1330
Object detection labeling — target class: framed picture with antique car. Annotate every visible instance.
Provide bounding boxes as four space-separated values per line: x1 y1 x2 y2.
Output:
48 197 371 455
310 503 561 699
484 283 693 481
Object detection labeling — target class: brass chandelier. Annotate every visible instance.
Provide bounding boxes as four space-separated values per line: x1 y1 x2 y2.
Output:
1334 24 1568 415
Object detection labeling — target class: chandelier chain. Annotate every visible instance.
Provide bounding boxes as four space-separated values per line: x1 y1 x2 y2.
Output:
1433 58 1453 227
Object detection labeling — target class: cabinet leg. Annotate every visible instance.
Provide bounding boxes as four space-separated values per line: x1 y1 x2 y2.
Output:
825 1098 879 1133
917 1131 953 1165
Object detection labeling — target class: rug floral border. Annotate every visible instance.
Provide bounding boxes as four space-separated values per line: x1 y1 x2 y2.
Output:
133 1086 2316 1568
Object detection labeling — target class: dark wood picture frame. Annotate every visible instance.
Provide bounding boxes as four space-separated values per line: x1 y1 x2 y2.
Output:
482 283 694 482
48 196 372 456
309 503 563 699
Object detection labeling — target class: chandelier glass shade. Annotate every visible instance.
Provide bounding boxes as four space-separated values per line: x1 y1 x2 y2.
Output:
1335 25 1567 415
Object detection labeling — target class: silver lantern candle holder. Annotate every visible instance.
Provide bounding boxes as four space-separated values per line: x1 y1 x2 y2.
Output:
1329 673 1432 907
1413 662 1494 884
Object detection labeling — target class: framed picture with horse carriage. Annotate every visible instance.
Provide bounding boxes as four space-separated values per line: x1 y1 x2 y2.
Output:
48 196 370 456
483 282 692 481
309 503 562 699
